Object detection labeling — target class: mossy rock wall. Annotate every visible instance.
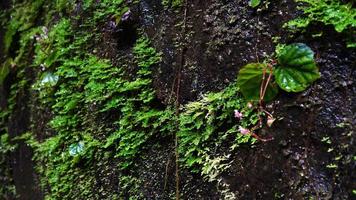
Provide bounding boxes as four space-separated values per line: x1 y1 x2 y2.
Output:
0 0 355 199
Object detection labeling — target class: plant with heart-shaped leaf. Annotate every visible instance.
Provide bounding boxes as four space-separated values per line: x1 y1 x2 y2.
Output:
236 43 320 141
274 43 320 92
238 43 319 102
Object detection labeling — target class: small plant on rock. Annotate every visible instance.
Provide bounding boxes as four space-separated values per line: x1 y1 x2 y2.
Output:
236 43 320 140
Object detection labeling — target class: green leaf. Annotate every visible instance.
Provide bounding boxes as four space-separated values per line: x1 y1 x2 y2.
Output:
0 59 12 85
275 43 320 92
249 0 261 8
237 63 278 101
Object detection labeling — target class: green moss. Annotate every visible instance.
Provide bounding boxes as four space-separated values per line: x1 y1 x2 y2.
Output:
178 82 258 179
119 175 144 199
286 0 355 33
162 0 184 9
1 0 258 198
3 0 45 54
285 0 356 47
33 19 72 69
0 133 17 198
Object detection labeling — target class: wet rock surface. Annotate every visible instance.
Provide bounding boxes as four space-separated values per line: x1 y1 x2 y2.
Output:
144 0 299 104
132 0 355 199
219 27 355 199
133 140 221 199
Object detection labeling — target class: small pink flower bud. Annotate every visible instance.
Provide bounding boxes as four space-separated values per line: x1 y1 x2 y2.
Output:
239 126 250 135
247 102 253 109
234 110 243 119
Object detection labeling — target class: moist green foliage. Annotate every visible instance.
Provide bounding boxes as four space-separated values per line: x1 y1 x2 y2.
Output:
286 0 355 32
1 0 142 198
7 1 175 197
0 67 29 199
33 19 72 69
30 28 169 200
286 0 356 47
102 37 176 169
0 133 17 199
178 83 259 197
179 83 258 173
162 0 184 9
0 0 46 90
0 1 46 196
1 0 258 199
3 0 45 54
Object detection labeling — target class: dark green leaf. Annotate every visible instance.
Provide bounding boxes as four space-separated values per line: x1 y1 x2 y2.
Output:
275 43 320 92
237 63 279 101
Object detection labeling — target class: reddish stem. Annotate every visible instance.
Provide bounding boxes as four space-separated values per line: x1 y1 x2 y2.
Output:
252 62 275 143
250 132 274 142
259 67 266 104
261 71 273 100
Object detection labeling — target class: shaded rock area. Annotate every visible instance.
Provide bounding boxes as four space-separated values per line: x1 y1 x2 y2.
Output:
131 140 221 199
127 0 355 199
144 0 299 104
0 1 42 199
1 0 355 199
221 26 355 199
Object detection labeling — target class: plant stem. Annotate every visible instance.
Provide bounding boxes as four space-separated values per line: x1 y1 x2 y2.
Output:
254 63 274 142
174 1 188 199
251 132 274 142
259 67 266 106
261 64 273 100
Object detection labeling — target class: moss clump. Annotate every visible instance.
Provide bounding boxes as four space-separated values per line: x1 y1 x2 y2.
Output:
178 82 258 197
285 0 356 47
286 0 355 33
179 83 257 172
